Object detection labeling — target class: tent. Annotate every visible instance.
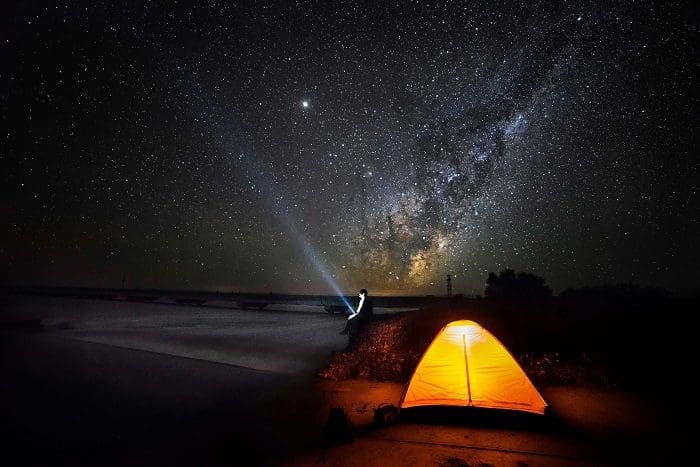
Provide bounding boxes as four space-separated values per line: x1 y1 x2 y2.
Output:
399 320 547 415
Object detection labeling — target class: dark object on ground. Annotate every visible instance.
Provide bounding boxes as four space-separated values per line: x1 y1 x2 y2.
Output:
322 407 354 446
238 301 268 310
373 403 399 427
325 305 347 315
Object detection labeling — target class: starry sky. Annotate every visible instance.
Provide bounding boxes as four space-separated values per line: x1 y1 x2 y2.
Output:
2 1 698 296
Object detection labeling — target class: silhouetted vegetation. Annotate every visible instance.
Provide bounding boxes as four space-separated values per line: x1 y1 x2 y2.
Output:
484 269 552 306
321 288 696 393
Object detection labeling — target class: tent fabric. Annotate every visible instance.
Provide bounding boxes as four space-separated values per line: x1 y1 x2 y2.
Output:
399 320 547 415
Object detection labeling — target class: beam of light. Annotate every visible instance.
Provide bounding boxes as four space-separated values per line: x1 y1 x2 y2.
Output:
223 127 354 313
280 211 354 312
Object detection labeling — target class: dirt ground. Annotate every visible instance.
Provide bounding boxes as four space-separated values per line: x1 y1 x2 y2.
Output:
2 293 692 466
261 298 694 466
261 377 687 466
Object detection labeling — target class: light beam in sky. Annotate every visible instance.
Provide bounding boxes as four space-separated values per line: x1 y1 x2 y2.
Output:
223 123 354 311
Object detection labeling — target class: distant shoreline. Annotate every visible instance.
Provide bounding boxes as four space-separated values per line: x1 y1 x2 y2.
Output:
1 284 457 309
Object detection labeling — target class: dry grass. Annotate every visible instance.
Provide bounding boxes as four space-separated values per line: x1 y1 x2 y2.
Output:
317 298 686 391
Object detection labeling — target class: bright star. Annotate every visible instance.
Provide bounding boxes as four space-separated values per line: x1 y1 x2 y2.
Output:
301 100 309 108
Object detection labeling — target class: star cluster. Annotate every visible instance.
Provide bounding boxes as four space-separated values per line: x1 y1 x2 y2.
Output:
2 1 697 295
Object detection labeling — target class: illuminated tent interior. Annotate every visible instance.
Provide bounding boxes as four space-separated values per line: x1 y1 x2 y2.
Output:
399 320 548 415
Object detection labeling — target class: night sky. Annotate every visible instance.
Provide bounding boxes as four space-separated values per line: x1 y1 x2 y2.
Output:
2 1 698 296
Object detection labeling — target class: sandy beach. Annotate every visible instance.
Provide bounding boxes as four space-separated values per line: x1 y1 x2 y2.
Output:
1 292 691 466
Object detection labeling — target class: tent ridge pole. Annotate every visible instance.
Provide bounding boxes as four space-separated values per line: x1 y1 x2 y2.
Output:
463 333 472 406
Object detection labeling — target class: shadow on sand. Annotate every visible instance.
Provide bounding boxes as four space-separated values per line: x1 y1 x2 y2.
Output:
397 405 564 434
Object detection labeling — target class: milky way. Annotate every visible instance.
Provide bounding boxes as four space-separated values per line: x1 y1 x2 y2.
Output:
3 1 697 295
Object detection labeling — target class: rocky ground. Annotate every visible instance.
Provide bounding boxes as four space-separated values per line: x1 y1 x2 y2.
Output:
273 304 691 466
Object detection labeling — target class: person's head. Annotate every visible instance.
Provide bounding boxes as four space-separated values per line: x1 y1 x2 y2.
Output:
359 288 368 298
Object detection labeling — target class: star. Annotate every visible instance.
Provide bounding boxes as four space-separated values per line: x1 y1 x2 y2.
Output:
2 1 693 296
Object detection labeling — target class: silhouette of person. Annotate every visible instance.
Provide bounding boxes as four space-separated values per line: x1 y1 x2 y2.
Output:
339 288 373 351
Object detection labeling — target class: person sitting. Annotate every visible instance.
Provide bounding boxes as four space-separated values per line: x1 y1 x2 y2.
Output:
339 288 373 351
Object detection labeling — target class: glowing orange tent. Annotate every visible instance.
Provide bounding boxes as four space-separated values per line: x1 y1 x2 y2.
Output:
399 320 548 415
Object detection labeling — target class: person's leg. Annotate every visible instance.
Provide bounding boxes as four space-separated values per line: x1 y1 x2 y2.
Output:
346 319 358 351
350 318 369 350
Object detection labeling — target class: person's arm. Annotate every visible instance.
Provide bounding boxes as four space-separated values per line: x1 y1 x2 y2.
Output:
348 296 365 320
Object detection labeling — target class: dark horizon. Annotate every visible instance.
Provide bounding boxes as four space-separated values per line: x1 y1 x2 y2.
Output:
3 279 696 300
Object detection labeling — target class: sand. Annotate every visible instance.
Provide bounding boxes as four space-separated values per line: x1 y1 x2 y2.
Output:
270 378 687 466
2 293 690 466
